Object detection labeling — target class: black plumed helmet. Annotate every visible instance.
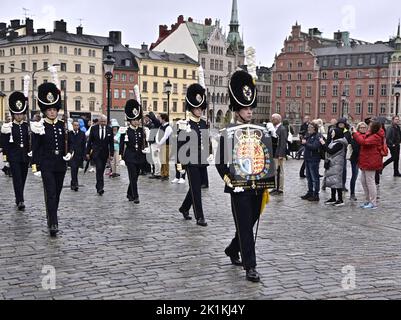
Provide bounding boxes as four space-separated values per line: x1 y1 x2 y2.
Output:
185 83 207 111
228 70 257 112
125 99 142 120
37 82 61 113
8 91 27 114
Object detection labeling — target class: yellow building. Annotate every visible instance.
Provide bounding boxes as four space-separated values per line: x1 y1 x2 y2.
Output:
0 91 6 122
130 44 199 121
1 19 104 118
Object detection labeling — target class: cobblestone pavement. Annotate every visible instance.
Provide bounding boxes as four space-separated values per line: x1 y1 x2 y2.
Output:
1 157 401 300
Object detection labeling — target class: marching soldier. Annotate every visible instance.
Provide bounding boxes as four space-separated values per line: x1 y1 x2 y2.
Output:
119 99 148 203
31 82 73 237
0 92 30 210
68 120 86 191
216 70 275 282
177 83 211 227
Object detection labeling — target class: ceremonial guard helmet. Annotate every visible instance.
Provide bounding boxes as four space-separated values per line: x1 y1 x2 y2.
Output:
8 91 28 114
125 99 142 121
185 83 208 111
37 82 62 113
228 70 257 112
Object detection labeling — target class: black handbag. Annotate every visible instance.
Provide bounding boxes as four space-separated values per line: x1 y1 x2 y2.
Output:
324 159 331 170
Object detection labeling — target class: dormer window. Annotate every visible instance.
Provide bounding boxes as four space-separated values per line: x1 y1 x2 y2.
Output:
108 46 114 53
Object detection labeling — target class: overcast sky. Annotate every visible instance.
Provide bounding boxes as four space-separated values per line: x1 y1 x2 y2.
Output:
2 0 400 66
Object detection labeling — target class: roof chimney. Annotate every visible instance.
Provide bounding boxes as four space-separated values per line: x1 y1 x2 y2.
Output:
188 17 193 22
37 28 46 34
10 19 21 29
141 43 148 51
177 15 184 24
25 18 34 36
109 31 122 44
54 20 67 33
159 25 169 38
77 25 83 35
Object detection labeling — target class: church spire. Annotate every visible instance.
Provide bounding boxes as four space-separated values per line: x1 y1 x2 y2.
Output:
230 0 239 27
227 0 243 48
398 19 400 38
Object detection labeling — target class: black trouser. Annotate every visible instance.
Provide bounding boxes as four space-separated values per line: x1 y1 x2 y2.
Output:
300 160 306 177
226 193 263 270
383 145 400 175
200 166 209 187
175 164 186 179
180 166 205 220
70 163 79 188
94 157 107 192
10 161 29 204
126 162 141 199
330 188 343 201
41 170 66 227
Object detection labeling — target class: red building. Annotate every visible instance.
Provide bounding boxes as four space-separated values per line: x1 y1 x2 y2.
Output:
272 23 398 126
94 32 139 116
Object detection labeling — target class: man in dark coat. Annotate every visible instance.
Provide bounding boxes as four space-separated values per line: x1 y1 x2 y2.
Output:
68 120 86 191
86 115 114 195
383 115 401 177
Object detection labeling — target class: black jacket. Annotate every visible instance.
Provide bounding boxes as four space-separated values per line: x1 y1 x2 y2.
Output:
68 130 86 166
86 125 114 160
272 124 288 158
119 127 146 164
1 122 30 163
386 124 401 147
31 120 68 172
177 119 210 168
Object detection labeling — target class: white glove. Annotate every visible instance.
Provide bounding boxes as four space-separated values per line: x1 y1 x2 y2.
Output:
266 122 278 138
233 187 245 193
28 151 33 158
4 161 9 167
34 171 42 178
63 153 73 162
207 154 214 163
0 122 12 134
142 147 150 154
119 160 126 166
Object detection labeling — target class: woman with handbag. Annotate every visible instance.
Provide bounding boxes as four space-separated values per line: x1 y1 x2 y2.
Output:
320 128 348 207
352 120 385 209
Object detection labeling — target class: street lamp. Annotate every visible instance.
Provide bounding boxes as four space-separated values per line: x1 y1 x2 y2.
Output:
394 79 401 116
341 92 347 118
103 55 115 124
164 80 172 121
10 64 60 115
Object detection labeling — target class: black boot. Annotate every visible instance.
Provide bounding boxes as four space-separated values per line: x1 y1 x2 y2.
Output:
196 218 208 227
246 268 260 282
179 207 192 220
224 247 242 266
17 202 26 211
49 225 59 237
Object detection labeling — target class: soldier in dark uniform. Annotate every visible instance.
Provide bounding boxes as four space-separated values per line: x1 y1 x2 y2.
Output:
119 100 148 204
177 84 211 227
0 92 30 210
216 70 274 282
85 115 114 195
68 120 86 191
31 82 73 237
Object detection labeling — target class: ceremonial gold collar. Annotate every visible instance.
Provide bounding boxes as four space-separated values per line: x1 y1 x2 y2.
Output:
44 118 58 125
13 120 24 125
130 125 139 130
189 115 201 123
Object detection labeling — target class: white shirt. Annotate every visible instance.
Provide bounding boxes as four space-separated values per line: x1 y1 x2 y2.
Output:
156 124 173 146
99 125 106 140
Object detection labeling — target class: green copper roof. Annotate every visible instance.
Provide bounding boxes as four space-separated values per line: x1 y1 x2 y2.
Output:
186 21 214 50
